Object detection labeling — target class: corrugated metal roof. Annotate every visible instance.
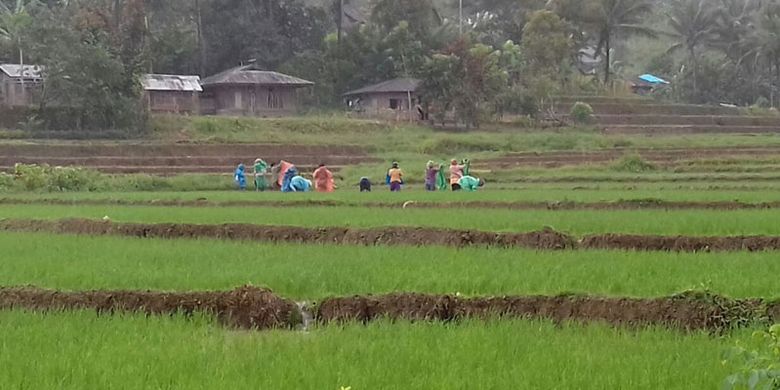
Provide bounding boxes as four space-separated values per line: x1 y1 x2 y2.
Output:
201 64 314 87
0 64 43 78
343 78 421 96
142 74 203 92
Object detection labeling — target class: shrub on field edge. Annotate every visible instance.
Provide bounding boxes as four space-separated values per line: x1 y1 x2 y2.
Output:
611 154 656 173
11 163 102 192
570 102 594 124
723 324 780 389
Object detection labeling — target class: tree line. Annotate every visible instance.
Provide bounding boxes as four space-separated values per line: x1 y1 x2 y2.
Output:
1 0 779 132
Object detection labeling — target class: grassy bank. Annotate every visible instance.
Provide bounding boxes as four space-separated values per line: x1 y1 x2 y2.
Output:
3 233 780 299
3 204 780 236
0 310 747 389
150 114 780 153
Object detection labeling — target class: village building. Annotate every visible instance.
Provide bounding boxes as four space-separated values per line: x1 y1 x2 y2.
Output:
0 64 43 107
200 64 314 117
343 78 423 120
141 74 202 114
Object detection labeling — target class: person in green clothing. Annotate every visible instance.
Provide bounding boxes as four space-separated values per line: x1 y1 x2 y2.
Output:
253 158 269 191
457 175 484 192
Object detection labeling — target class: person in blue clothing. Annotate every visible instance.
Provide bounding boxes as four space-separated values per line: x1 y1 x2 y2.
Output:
234 163 247 190
281 166 299 192
289 175 312 192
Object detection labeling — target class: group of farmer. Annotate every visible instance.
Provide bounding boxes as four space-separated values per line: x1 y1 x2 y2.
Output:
234 158 483 193
382 159 484 193
233 159 334 193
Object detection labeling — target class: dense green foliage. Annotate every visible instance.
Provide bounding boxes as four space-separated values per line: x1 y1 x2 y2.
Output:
3 0 780 134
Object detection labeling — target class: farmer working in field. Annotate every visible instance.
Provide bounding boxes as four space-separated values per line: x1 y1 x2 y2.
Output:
234 163 247 190
281 165 298 192
388 162 404 192
278 160 295 190
449 159 470 191
289 175 312 192
458 175 485 192
269 162 280 190
359 177 372 192
253 158 268 191
424 161 442 192
312 164 335 193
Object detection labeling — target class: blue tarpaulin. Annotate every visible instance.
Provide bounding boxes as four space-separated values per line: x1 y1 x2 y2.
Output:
639 74 670 84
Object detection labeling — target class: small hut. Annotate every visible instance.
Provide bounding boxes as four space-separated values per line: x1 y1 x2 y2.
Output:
141 74 202 114
0 64 43 107
200 64 313 117
343 78 422 120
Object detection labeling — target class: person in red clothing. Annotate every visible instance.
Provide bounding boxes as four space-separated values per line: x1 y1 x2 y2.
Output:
312 164 335 193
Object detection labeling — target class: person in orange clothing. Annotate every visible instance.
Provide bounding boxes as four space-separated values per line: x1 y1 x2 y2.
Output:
449 159 465 191
387 162 404 192
312 163 335 193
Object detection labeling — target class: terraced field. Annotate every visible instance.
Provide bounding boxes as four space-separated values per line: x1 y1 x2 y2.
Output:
2 116 780 388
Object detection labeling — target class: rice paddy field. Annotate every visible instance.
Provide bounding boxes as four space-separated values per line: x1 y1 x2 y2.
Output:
3 127 780 389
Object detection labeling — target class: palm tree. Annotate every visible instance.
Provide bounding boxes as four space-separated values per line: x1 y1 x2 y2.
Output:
740 1 780 106
0 0 38 65
666 0 720 98
0 0 39 101
713 0 761 62
590 0 657 84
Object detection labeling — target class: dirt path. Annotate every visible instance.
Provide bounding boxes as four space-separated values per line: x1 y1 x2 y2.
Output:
1 287 774 332
4 218 780 252
3 198 780 210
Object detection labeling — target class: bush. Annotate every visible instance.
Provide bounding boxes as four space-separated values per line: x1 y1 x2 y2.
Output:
14 163 48 190
570 102 594 124
47 166 102 191
755 96 771 109
12 163 101 192
723 324 780 390
0 172 14 190
611 154 656 173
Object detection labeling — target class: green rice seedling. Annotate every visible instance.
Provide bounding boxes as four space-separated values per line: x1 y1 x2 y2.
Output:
2 233 780 299
0 310 754 390
2 204 780 236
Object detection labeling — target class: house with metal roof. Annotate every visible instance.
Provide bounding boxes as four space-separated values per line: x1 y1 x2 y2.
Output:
343 78 423 120
141 74 202 114
0 64 43 107
200 63 314 116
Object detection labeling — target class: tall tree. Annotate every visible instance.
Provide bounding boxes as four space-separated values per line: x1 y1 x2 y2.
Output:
740 1 780 106
370 0 440 40
420 37 506 128
0 0 38 65
667 0 719 98
521 10 570 77
589 0 656 83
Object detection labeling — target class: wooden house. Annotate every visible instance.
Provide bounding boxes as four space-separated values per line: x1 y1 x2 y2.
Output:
343 78 422 120
142 74 202 114
0 64 43 107
200 64 313 116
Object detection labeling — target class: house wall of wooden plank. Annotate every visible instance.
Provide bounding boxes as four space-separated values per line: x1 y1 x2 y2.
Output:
200 64 314 117
142 74 202 114
343 78 423 121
